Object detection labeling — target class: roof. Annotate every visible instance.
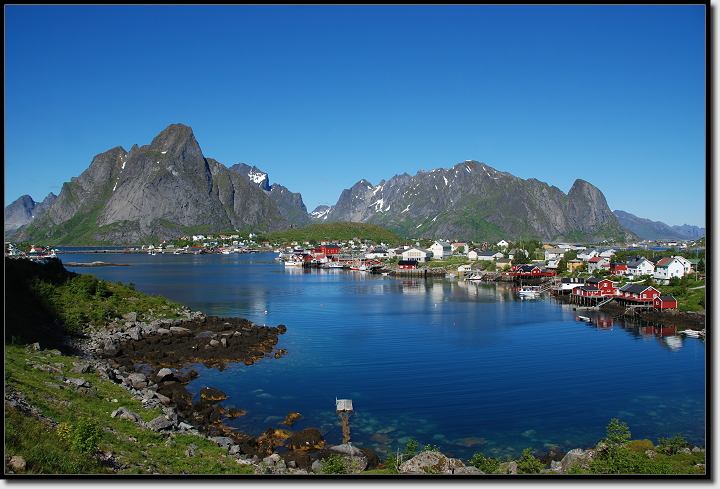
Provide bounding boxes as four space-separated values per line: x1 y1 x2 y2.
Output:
627 256 651 267
586 277 613 285
657 296 677 302
619 284 657 294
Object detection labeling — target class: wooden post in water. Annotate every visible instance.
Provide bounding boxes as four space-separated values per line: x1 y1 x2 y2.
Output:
336 398 353 445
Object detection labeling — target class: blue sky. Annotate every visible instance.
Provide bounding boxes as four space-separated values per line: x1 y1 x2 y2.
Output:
5 4 707 228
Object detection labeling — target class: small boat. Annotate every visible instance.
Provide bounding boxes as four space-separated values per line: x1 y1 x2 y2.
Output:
284 259 303 267
681 329 703 338
518 286 541 297
576 315 592 322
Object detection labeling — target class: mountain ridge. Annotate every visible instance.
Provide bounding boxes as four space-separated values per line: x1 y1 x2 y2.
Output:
318 160 634 243
4 123 668 246
613 210 705 241
9 124 294 245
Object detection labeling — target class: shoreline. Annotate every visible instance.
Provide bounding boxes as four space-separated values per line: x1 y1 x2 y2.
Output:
551 293 706 330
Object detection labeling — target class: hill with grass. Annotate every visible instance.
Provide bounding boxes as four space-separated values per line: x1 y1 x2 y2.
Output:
259 221 405 246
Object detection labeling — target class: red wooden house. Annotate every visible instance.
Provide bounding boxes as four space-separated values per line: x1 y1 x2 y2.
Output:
573 285 603 298
509 264 557 277
608 263 629 276
585 278 618 296
315 244 341 256
617 284 661 303
398 260 419 270
653 295 678 310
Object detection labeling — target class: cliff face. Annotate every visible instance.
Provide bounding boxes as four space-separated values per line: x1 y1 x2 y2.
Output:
228 163 312 227
322 161 635 243
11 124 292 244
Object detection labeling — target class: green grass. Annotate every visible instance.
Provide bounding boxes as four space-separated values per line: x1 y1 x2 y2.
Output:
5 406 111 474
5 344 255 475
5 257 188 343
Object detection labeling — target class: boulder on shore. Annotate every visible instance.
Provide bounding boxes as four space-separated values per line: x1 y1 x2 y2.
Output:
398 451 466 474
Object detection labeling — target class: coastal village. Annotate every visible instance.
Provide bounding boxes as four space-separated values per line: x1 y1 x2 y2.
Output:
6 233 705 324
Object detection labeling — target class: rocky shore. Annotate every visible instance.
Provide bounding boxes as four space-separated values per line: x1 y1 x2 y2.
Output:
12 310 388 474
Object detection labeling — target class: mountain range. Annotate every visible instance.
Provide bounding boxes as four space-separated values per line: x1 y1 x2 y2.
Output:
318 161 634 243
612 210 705 241
4 123 665 245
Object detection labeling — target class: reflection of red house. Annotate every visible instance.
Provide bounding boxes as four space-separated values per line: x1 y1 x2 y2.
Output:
640 326 677 336
596 317 613 329
653 295 678 310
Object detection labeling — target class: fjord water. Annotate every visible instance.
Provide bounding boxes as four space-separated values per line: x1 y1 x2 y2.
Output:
63 252 705 460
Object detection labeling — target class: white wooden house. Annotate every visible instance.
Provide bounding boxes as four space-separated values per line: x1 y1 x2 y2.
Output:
654 256 692 284
626 256 655 278
475 250 504 261
577 249 599 261
544 247 566 260
430 241 453 259
401 248 432 263
588 256 610 273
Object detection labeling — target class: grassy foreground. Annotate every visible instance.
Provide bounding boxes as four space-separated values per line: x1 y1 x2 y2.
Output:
5 343 255 474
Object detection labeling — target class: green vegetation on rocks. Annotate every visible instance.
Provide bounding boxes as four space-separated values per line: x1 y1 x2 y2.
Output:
259 222 404 247
5 257 187 346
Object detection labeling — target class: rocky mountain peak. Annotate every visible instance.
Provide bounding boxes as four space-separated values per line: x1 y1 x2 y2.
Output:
149 123 201 160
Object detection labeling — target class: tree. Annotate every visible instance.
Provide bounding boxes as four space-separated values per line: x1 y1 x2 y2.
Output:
602 418 632 449
513 250 529 264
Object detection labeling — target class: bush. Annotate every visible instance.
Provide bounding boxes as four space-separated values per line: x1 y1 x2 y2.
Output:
657 433 689 455
627 439 655 452
321 454 351 474
57 419 101 454
468 452 501 473
516 448 544 474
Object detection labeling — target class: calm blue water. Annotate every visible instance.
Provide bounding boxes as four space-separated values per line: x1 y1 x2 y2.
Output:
61 252 706 460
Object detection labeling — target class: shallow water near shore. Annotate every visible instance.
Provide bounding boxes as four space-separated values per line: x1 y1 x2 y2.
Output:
62 252 706 460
